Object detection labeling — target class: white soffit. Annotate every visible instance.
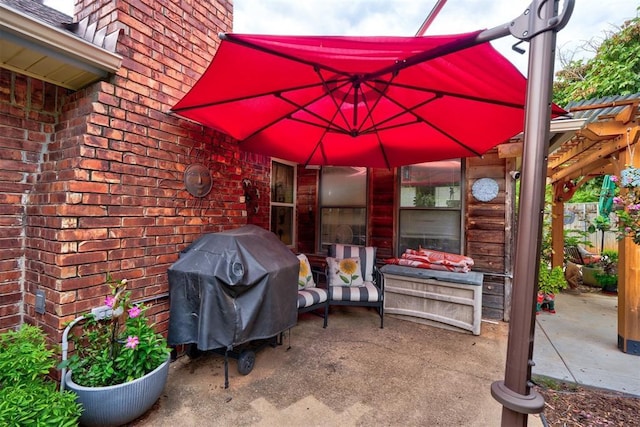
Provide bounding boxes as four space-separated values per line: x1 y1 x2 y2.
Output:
0 3 121 90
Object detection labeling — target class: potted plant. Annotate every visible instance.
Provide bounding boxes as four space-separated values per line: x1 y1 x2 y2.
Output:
0 324 82 426
59 275 171 427
610 169 640 244
537 264 568 314
594 250 618 294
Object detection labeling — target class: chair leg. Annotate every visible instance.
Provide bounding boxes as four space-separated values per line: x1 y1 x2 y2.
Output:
379 304 384 329
323 302 328 328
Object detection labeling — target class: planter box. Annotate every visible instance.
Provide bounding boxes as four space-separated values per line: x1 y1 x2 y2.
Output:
380 265 483 335
582 265 604 287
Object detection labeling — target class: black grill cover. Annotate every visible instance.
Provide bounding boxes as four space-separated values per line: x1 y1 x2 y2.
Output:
167 225 298 350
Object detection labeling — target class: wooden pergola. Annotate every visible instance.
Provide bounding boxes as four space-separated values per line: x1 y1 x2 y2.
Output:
502 95 640 355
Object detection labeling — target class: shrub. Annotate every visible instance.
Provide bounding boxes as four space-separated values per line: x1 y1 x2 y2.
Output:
538 264 568 295
0 325 82 426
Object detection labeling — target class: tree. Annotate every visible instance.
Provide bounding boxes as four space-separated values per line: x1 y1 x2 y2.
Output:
553 9 640 107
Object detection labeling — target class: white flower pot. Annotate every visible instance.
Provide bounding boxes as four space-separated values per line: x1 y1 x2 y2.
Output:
65 356 170 427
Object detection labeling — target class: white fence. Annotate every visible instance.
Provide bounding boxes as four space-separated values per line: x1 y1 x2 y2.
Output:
564 202 618 253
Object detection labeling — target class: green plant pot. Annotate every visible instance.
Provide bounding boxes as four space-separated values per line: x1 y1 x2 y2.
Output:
65 355 170 427
581 266 603 287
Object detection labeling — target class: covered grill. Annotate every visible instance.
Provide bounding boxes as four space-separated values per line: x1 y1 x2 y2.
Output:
167 225 298 381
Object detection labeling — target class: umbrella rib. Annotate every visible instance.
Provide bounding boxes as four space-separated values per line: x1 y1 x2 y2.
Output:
356 82 440 134
172 81 339 113
386 81 525 110
317 70 359 134
238 80 353 141
423 119 482 157
354 78 391 135
221 33 352 78
365 85 482 156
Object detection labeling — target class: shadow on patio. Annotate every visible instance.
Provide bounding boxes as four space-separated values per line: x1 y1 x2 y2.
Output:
132 309 510 426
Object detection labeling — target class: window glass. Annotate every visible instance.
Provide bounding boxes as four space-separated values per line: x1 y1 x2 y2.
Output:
320 167 367 251
271 205 294 245
400 160 461 208
272 162 294 203
398 160 462 254
320 167 367 206
271 161 296 246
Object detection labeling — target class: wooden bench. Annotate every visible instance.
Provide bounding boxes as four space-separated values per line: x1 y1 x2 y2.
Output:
564 245 601 265
564 246 585 264
380 265 483 335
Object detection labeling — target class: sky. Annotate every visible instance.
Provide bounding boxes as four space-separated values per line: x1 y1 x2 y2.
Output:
44 0 638 75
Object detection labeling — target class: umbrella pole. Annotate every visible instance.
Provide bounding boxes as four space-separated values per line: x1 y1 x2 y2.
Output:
490 0 573 425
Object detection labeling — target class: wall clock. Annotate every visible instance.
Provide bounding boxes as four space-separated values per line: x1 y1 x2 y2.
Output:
472 178 499 202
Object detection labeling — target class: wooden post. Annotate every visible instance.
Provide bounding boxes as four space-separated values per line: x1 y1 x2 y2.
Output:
617 151 640 355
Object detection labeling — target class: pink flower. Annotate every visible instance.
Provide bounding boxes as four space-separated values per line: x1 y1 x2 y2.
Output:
104 295 115 308
128 306 141 318
125 336 139 349
610 175 619 183
629 204 640 211
613 196 623 204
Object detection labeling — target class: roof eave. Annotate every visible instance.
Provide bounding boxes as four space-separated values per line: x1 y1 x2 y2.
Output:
0 3 122 90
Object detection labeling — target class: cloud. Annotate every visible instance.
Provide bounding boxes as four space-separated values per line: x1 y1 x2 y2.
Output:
234 0 639 75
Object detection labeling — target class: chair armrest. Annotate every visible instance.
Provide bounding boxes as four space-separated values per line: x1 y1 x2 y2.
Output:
373 265 384 291
311 267 328 289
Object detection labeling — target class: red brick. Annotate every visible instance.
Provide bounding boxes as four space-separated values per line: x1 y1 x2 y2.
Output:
56 252 108 267
79 158 109 171
78 239 121 252
68 181 110 193
109 248 144 260
57 228 108 241
57 274 105 291
56 204 107 216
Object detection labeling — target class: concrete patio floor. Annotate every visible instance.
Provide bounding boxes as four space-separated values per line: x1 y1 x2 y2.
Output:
132 307 512 426
131 290 636 426
533 291 640 396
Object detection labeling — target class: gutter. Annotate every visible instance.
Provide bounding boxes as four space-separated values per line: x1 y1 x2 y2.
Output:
0 3 121 74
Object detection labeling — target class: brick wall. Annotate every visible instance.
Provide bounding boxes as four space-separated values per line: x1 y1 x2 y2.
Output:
0 0 277 339
0 71 67 332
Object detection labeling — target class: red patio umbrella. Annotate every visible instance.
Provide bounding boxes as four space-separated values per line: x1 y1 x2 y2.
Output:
172 31 565 168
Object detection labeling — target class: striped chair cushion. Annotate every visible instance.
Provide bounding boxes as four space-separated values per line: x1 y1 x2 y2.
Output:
329 244 376 282
329 281 380 302
297 287 328 309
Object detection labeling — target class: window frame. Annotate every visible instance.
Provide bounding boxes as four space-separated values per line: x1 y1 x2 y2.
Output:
318 166 368 253
270 159 297 248
397 160 465 255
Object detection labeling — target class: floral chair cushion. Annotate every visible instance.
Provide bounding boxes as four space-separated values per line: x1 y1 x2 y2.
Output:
329 244 376 282
327 256 364 287
297 254 316 289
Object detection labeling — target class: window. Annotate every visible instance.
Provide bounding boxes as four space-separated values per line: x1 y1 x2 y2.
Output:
319 167 367 252
271 160 296 246
398 160 463 254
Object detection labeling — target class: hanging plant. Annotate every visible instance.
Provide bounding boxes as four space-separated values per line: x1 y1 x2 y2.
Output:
611 167 640 245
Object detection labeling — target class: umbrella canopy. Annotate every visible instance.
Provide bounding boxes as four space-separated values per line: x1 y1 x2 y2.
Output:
172 31 565 168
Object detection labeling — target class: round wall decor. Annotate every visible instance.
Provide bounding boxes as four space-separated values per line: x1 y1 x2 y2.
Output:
184 163 213 197
472 177 499 202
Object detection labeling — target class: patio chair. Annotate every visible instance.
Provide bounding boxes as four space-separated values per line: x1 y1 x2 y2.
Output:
296 254 328 328
327 244 384 328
